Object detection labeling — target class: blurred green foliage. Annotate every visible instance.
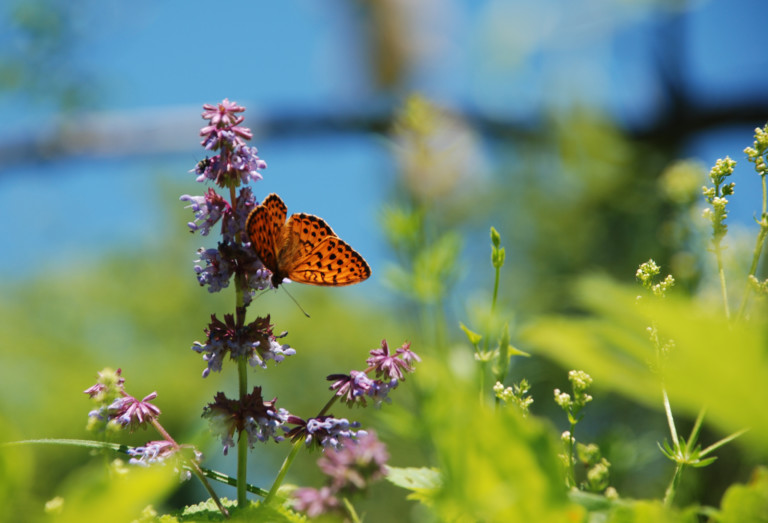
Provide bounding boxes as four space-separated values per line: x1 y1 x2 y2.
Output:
0 223 409 520
3 101 767 521
1 14 767 513
523 276 768 450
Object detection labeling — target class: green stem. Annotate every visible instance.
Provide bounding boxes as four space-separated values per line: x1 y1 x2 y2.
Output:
317 393 340 418
237 358 248 508
263 394 341 504
715 246 731 320
342 496 363 523
479 364 486 404
151 419 230 518
236 279 249 508
736 226 768 320
199 467 269 497
491 263 500 316
566 418 576 489
663 463 685 507
227 181 251 509
737 173 768 319
482 253 501 357
265 438 304 504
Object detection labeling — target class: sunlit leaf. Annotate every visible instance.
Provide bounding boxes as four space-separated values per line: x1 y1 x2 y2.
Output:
522 275 768 450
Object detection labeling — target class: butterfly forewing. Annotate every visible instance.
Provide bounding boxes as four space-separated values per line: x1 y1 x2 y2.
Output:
288 236 371 286
246 193 287 272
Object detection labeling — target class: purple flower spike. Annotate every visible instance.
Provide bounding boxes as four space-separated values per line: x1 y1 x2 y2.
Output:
292 486 340 518
127 440 177 466
285 415 365 450
201 99 247 130
202 388 288 455
192 314 294 377
329 370 376 406
108 392 161 432
395 341 420 366
230 144 266 185
180 189 229 236
194 247 233 293
194 99 265 188
317 431 389 492
367 339 419 381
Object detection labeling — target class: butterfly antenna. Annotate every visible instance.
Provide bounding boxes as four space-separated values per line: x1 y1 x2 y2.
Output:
281 286 311 318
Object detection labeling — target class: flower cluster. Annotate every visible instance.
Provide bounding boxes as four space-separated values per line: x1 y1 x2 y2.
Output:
181 99 274 301
83 368 212 490
293 432 389 518
493 379 533 415
127 440 178 466
83 367 124 403
197 99 266 187
636 259 675 298
202 388 290 455
576 442 612 493
84 368 161 433
285 415 365 450
702 156 736 245
193 242 271 298
192 314 295 378
126 440 200 482
745 124 768 176
554 370 593 425
328 340 420 408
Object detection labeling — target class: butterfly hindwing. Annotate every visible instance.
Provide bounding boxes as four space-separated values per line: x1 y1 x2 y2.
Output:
286 213 336 257
287 236 371 286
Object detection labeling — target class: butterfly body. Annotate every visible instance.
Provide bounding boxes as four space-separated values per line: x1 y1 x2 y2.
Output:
246 193 371 288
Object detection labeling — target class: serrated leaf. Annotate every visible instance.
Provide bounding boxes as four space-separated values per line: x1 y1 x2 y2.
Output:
521 276 768 450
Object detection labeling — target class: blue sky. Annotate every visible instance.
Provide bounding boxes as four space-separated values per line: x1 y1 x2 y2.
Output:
2 0 768 280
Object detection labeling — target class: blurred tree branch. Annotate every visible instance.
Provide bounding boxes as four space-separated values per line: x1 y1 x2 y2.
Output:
2 101 768 171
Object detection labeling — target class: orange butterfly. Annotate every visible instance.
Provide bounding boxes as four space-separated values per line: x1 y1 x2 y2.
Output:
245 193 371 288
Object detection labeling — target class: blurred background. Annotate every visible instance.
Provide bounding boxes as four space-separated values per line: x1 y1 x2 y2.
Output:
2 0 768 520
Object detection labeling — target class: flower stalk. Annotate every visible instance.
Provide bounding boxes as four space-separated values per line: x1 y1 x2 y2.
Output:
737 125 768 319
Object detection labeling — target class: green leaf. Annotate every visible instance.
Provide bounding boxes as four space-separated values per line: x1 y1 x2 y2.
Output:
386 466 441 505
490 226 501 248
506 343 530 358
416 359 581 521
604 499 700 523
386 466 441 490
4 438 127 453
522 276 767 450
459 322 482 346
692 457 717 468
47 460 179 523
718 466 768 523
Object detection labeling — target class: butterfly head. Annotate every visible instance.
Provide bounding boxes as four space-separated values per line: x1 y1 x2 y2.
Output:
270 271 286 289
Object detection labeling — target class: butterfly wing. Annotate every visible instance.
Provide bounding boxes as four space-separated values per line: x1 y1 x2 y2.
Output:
246 193 288 273
286 212 337 257
281 214 371 286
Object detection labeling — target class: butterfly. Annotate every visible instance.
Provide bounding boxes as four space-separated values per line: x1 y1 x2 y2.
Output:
245 193 371 288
